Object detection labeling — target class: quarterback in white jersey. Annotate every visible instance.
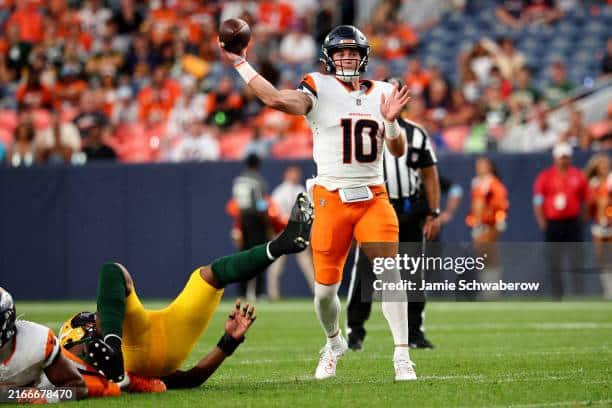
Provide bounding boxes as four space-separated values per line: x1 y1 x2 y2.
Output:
298 72 397 190
220 24 416 381
0 287 86 402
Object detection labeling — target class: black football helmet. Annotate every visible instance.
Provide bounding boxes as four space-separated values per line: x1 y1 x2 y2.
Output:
321 25 370 81
0 287 16 349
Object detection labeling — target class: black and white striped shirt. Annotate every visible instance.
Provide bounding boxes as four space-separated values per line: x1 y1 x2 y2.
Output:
383 119 437 200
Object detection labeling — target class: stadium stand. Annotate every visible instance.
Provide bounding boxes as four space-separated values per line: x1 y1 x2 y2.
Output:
0 0 609 164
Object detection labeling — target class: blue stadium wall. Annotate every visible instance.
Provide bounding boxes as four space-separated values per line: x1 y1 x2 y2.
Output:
0 151 597 300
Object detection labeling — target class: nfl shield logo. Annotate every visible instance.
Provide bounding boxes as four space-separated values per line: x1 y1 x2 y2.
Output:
356 99 361 106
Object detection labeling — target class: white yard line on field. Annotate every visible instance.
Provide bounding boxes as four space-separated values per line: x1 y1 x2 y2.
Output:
365 322 612 331
488 399 612 408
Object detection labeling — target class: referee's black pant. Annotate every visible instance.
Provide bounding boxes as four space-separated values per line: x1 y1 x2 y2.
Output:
346 212 427 341
544 217 584 299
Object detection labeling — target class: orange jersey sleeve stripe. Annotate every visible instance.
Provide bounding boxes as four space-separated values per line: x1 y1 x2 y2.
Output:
44 329 58 362
300 74 317 96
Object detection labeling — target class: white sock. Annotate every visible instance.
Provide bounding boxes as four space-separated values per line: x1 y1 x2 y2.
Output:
393 345 410 361
380 266 409 349
326 332 344 353
382 300 409 347
314 282 341 338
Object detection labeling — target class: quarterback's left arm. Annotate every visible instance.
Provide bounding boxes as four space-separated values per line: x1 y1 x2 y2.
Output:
381 85 410 157
161 300 256 389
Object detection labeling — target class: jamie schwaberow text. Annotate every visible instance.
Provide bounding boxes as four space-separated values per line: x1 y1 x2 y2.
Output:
373 279 541 292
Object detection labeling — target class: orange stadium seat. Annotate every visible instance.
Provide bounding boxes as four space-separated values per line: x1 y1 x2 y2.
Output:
0 128 12 147
0 110 17 132
220 128 252 159
442 126 470 152
30 109 51 130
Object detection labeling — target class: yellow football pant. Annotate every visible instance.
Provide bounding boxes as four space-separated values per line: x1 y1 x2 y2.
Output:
121 269 224 377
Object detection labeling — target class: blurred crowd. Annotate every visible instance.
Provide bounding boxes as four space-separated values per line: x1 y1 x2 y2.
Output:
0 0 610 166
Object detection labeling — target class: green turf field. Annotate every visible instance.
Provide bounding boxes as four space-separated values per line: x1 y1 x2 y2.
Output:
16 300 612 407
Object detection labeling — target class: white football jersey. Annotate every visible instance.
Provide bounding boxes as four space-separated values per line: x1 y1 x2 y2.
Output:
0 320 59 386
298 72 396 190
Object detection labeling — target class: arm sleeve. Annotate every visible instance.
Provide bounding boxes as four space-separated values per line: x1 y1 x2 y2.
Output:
296 74 318 112
43 329 61 368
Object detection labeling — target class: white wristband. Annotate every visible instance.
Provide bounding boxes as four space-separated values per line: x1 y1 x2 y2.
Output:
384 120 401 140
234 59 258 84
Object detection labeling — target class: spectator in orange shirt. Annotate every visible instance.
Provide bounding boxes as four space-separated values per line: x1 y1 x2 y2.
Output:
380 20 418 60
54 64 88 109
258 0 294 34
144 0 178 46
138 65 181 122
16 71 53 111
403 59 430 96
6 1 44 44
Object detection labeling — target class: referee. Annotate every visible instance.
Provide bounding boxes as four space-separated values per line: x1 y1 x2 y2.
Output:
346 78 442 350
231 153 271 299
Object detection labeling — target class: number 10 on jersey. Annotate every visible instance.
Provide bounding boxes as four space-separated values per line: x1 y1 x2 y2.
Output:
341 118 380 164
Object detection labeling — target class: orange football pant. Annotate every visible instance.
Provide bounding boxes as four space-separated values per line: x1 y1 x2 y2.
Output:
310 184 399 285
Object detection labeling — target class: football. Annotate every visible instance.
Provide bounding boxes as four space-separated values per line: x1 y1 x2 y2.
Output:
219 18 251 55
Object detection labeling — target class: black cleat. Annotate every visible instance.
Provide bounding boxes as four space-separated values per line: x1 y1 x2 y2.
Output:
409 335 435 349
348 334 364 351
268 193 314 257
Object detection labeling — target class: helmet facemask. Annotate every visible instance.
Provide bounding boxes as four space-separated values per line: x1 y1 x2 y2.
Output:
324 46 369 82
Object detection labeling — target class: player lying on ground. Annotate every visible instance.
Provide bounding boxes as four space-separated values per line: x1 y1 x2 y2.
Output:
58 193 313 395
0 287 87 403
59 301 256 396
220 25 416 381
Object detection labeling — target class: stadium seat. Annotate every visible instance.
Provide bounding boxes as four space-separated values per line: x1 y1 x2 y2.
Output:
582 21 607 39
219 128 252 160
114 123 162 163
0 109 17 132
0 128 12 147
114 123 146 144
271 132 312 159
30 109 51 131
442 126 470 152
555 20 578 37
549 38 572 54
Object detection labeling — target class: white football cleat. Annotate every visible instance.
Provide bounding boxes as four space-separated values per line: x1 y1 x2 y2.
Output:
394 358 417 381
314 337 348 380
